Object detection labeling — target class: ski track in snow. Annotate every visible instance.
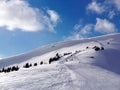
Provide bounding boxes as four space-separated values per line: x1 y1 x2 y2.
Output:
0 64 77 90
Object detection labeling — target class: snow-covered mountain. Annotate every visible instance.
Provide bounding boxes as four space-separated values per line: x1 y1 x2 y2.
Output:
0 33 120 90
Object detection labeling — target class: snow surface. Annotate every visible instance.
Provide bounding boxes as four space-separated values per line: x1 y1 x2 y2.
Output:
0 33 120 90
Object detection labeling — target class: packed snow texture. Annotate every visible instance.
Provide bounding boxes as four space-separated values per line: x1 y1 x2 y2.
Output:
0 33 120 90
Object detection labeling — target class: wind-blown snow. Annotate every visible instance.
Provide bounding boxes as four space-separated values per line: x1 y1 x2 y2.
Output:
0 33 120 90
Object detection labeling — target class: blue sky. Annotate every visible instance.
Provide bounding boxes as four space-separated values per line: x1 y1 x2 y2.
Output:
0 0 120 58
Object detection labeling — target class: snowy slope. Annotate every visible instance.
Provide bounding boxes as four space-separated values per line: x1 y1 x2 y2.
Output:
0 33 120 90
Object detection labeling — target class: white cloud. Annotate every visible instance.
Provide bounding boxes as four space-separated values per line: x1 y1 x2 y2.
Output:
73 24 82 30
87 1 105 14
67 17 117 40
87 0 120 17
108 11 115 19
95 18 117 34
73 19 83 30
46 10 60 32
0 0 60 32
66 33 83 40
66 24 93 40
80 24 93 35
114 0 120 11
47 10 60 25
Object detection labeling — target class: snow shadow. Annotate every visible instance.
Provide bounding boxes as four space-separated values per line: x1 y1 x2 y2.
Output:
93 49 120 75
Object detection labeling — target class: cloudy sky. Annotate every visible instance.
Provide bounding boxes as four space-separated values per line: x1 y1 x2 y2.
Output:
0 0 120 58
